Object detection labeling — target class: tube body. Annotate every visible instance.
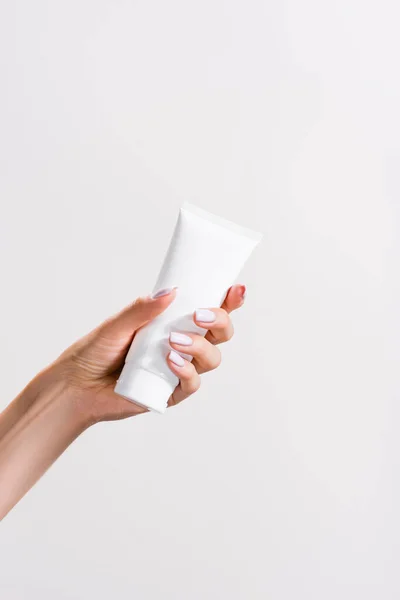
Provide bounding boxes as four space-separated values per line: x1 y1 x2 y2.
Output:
114 203 262 413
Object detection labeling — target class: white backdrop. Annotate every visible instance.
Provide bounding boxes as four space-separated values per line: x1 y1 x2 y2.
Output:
0 1 398 598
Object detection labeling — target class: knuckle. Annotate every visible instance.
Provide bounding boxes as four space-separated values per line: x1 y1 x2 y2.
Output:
219 309 230 326
187 376 201 395
220 324 234 343
225 327 234 342
210 349 222 370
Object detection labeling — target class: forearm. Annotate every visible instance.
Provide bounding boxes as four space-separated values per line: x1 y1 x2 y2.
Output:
0 369 91 520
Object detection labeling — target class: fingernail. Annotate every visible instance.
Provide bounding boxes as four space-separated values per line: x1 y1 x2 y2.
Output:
170 332 193 346
238 284 246 300
168 350 185 367
151 287 177 299
195 308 216 323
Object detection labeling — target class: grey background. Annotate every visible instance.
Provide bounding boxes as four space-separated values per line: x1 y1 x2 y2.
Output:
0 1 398 598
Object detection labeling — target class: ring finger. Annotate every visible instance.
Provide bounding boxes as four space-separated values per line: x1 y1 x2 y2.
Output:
169 331 221 374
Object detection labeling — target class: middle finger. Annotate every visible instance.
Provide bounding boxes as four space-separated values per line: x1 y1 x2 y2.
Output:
193 307 234 345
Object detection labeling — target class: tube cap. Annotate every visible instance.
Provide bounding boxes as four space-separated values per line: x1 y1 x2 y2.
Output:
114 364 174 414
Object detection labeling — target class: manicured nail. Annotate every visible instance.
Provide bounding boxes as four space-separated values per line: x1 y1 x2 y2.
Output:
151 287 177 299
168 350 185 367
195 308 216 323
238 284 246 300
170 332 193 346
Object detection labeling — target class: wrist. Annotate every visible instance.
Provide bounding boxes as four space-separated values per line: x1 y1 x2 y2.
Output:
0 362 93 520
27 363 96 432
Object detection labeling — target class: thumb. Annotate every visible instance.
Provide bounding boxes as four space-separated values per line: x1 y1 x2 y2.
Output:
98 287 177 342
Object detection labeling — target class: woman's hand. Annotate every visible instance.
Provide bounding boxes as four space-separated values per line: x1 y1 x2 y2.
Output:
53 284 246 423
0 284 245 519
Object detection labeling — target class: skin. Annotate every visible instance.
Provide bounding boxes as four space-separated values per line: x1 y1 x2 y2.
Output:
0 284 246 520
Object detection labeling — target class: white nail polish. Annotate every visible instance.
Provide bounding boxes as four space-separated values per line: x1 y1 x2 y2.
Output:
151 287 176 299
168 350 185 367
195 308 216 323
170 332 193 346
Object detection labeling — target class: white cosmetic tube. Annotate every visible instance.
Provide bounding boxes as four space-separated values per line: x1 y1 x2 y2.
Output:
114 203 262 413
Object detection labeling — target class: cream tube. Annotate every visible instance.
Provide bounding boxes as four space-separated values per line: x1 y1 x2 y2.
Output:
114 203 262 413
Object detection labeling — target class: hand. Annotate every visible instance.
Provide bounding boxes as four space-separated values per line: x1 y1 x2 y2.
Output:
52 284 246 423
0 284 246 519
